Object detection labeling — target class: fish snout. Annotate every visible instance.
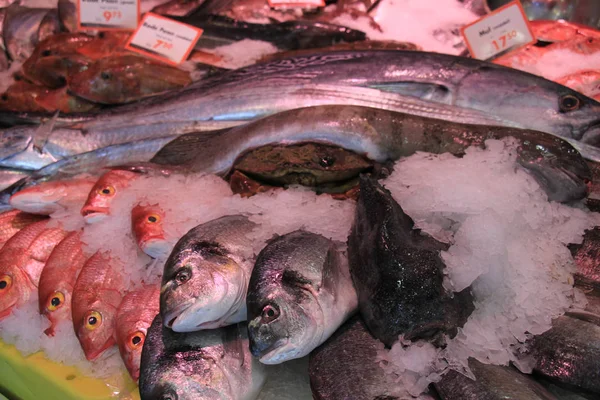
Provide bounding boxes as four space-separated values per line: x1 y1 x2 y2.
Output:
248 314 283 359
140 238 171 259
80 205 109 223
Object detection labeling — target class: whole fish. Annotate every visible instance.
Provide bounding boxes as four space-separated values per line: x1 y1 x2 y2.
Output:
161 215 258 332
131 203 170 259
80 169 140 223
71 251 124 361
0 220 66 319
531 315 600 394
38 231 86 336
115 284 160 381
151 105 592 203
3 4 60 61
434 358 557 400
309 315 410 400
348 175 474 346
0 209 47 246
68 55 192 105
139 315 267 400
247 230 358 364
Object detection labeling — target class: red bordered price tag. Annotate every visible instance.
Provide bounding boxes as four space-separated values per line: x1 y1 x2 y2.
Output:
267 0 325 8
460 0 536 60
77 0 140 31
125 13 203 66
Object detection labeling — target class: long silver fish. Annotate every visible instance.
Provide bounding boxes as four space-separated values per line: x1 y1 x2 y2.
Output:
139 315 267 400
151 105 592 203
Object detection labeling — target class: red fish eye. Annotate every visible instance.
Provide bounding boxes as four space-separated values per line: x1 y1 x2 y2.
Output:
147 214 160 223
261 304 279 323
0 275 12 291
127 331 146 350
98 185 115 196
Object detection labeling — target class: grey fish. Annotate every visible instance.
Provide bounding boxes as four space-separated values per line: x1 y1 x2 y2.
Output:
569 227 600 290
0 167 29 192
246 230 358 365
3 4 60 62
531 315 600 394
139 315 267 400
161 215 258 332
152 105 592 203
348 175 474 347
434 358 557 400
309 315 412 400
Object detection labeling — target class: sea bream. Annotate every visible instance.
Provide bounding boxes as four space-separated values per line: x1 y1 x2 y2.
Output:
161 215 258 332
246 230 358 364
115 284 160 381
152 105 592 203
347 175 474 346
139 315 267 400
131 203 170 259
38 231 86 336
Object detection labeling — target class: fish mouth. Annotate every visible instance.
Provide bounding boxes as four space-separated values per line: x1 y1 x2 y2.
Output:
140 238 171 259
162 300 194 330
581 122 600 147
84 338 116 361
80 206 109 223
0 304 15 321
257 338 291 365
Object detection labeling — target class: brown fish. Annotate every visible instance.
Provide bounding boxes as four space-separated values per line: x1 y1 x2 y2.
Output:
75 31 131 60
0 209 47 247
38 231 86 336
0 82 50 113
72 251 125 361
35 87 99 113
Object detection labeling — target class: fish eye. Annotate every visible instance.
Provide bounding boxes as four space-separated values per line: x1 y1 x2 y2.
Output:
160 391 178 400
0 275 12 291
127 330 145 350
261 304 279 323
98 185 115 196
46 291 65 312
559 94 581 112
101 71 112 80
175 268 191 284
0 94 8 102
41 49 51 57
147 214 160 224
84 310 102 330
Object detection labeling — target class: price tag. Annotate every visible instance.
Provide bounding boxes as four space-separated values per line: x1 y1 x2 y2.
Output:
125 13 203 65
267 0 325 8
77 0 140 31
460 0 535 60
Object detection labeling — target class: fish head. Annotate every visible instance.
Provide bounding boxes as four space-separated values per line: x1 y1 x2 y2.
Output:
143 366 232 400
74 299 118 361
246 276 322 365
68 60 125 105
10 181 70 214
0 262 33 320
39 281 73 336
117 325 148 381
161 243 247 332
81 170 138 223
131 203 169 259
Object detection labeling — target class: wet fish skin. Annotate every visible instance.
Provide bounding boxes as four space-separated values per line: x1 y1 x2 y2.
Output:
348 175 474 347
532 315 600 394
0 82 50 113
38 231 86 336
131 203 170 259
569 227 600 290
81 169 140 223
161 215 258 332
71 251 124 361
247 230 358 364
0 220 66 320
0 209 47 247
35 87 99 114
139 315 267 400
152 105 591 203
3 4 60 62
309 315 405 400
115 284 160 381
0 168 31 193
434 358 557 400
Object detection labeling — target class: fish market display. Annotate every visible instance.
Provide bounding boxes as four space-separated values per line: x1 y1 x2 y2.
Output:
247 230 357 364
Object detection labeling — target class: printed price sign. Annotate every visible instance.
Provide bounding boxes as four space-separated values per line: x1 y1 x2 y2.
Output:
125 13 203 65
268 0 325 8
460 0 535 60
78 0 140 30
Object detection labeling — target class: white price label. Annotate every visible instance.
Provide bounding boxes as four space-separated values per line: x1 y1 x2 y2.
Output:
268 0 325 8
125 13 203 65
78 0 139 30
461 0 535 60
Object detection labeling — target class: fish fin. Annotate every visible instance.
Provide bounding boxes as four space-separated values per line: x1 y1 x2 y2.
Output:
363 82 453 103
321 243 345 298
108 162 180 176
32 111 60 154
150 128 230 166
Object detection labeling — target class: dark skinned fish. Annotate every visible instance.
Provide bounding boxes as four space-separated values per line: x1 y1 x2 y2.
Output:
247 230 357 365
151 105 592 203
569 227 600 290
434 358 557 400
161 215 258 332
348 175 474 347
139 315 267 400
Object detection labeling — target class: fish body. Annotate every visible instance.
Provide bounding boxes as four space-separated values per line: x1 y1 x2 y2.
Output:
434 358 557 400
348 175 474 346
247 230 358 364
152 105 592 203
68 55 192 105
0 209 47 246
38 231 86 336
532 315 600 394
569 227 600 290
161 215 258 332
139 315 267 400
0 82 50 113
0 220 66 319
71 251 124 361
0 168 29 192
75 32 130 60
115 284 160 381
131 203 170 259
3 4 60 62
81 169 140 223
35 87 99 114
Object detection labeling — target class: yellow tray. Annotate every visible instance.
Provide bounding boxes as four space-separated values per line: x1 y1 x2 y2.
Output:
0 341 140 400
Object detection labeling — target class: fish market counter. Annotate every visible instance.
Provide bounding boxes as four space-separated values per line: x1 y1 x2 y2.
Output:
0 342 139 400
